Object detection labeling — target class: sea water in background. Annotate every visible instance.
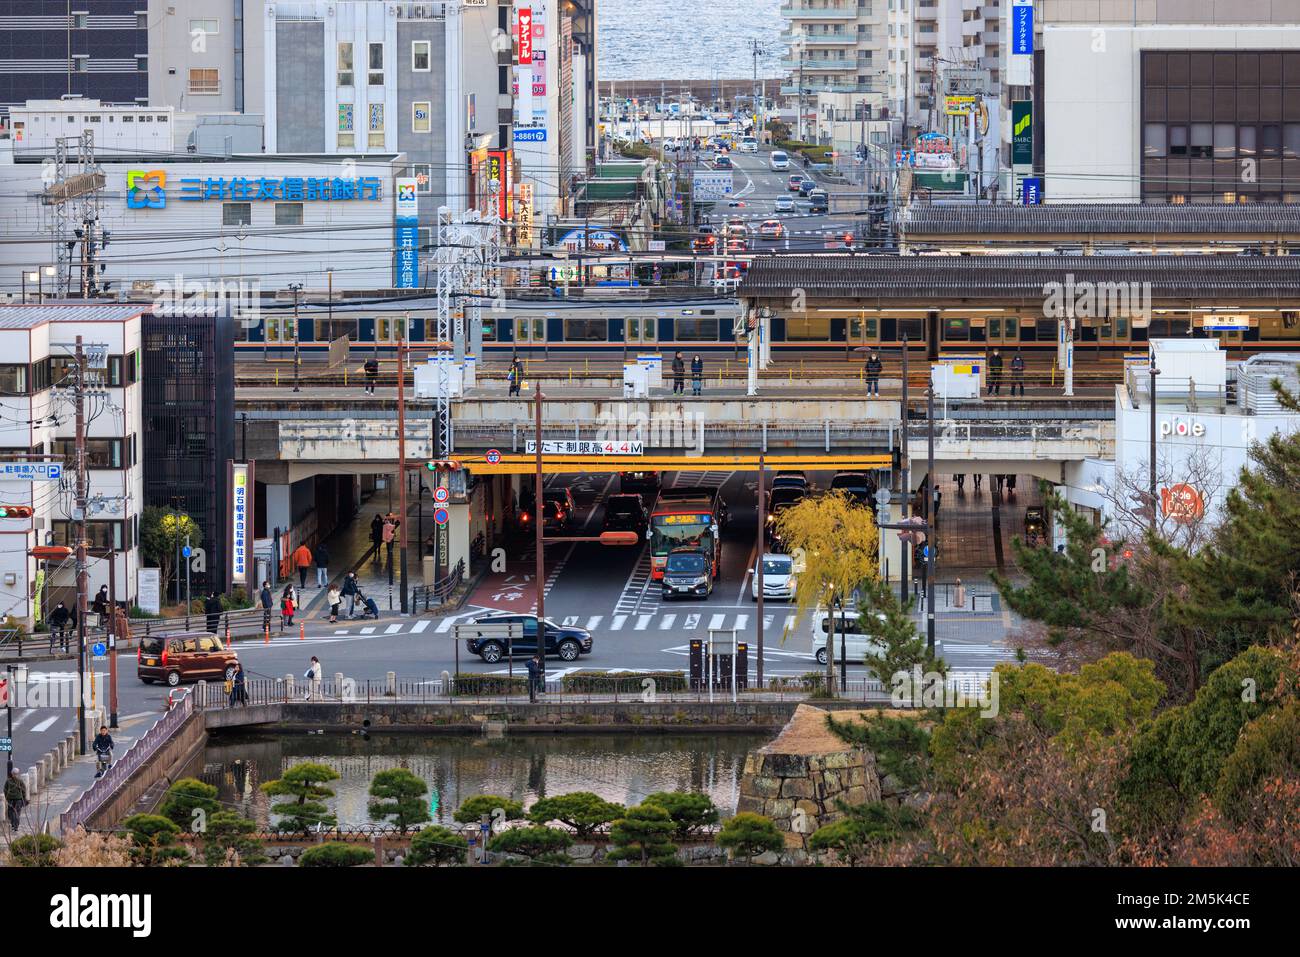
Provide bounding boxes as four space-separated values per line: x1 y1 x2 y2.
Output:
598 0 786 81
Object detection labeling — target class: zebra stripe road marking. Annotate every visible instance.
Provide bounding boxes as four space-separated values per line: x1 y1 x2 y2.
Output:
360 627 375 635
410 619 430 633
685 614 700 629
563 617 579 626
611 615 627 631
384 624 402 634
708 614 725 630
635 615 652 630
659 614 676 629
585 616 603 630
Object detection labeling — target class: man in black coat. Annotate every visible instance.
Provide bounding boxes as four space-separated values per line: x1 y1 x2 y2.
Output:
1011 349 1026 396
987 348 1003 396
204 593 223 634
865 350 883 397
671 352 685 395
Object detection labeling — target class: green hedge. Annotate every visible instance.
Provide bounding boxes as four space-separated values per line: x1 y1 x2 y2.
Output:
453 673 528 695
559 671 689 694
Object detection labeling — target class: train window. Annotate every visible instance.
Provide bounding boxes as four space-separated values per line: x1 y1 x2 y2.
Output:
1116 318 1129 339
1036 319 1056 340
480 317 497 341
848 316 878 341
897 318 924 341
265 317 294 342
785 317 830 340
676 317 719 341
377 315 410 342
944 317 969 341
316 319 356 342
564 318 606 341
625 317 656 342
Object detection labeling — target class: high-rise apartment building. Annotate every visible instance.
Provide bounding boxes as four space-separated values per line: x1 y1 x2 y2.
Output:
780 0 888 121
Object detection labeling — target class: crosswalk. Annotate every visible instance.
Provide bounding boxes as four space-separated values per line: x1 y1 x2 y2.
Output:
613 546 657 615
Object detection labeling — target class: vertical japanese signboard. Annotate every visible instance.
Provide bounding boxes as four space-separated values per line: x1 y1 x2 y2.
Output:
229 461 254 588
1009 0 1034 85
394 176 419 289
518 8 533 64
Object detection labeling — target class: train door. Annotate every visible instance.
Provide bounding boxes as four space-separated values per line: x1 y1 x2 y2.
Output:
982 314 1021 348
376 314 410 343
847 313 879 348
624 314 657 345
263 315 296 349
514 316 546 347
926 311 940 361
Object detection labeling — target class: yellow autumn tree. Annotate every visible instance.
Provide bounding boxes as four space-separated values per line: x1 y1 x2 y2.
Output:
774 491 879 696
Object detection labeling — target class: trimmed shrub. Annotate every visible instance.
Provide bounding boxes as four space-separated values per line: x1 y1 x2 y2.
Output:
716 812 783 864
298 842 373 867
642 792 719 840
9 833 61 866
406 826 469 866
453 673 528 696
559 670 688 694
367 768 430 833
453 795 524 831
528 792 624 837
121 813 189 866
488 825 573 865
158 778 220 831
607 803 678 866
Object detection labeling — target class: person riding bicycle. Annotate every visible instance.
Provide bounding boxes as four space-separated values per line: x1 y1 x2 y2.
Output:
92 725 114 778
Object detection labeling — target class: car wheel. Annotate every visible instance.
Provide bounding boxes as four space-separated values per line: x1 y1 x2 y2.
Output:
479 642 503 664
814 648 828 666
224 666 237 681
166 671 181 687
558 640 580 662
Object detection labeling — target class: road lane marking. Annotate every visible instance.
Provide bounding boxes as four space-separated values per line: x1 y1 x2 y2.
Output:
384 624 402 634
410 619 430 633
708 614 725 630
659 614 676 629
30 715 60 733
685 614 700 629
585 616 603 630
635 614 652 630
733 614 749 631
562 616 579 626
611 615 627 631
360 627 375 634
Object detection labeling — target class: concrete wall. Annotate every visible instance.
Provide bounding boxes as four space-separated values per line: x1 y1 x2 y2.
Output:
82 711 207 831
276 22 327 154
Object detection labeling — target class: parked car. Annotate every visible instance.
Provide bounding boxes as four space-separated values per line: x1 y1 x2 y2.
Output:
465 612 593 663
774 195 796 214
138 632 239 687
810 610 890 665
602 493 648 538
758 219 786 239
752 553 797 602
661 547 714 600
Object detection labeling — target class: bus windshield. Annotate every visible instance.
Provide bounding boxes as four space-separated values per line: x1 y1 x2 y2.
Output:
650 514 713 556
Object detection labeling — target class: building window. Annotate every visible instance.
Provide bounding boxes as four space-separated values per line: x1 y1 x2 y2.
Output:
74 13 88 29
52 520 132 552
412 101 431 133
223 202 251 226
275 202 303 226
188 68 219 94
1214 124 1235 158
50 438 127 469
368 43 384 86
1189 124 1212 159
189 18 219 38
337 43 354 87
1168 126 1188 157
137 13 146 29
368 103 384 148
0 365 29 395
337 103 355 148
412 40 431 72
136 56 147 72
412 163 433 194
72 57 86 72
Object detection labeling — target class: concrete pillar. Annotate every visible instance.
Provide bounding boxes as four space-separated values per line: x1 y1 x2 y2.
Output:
447 503 471 576
334 672 344 699
24 768 36 798
386 671 397 696
284 674 295 698
40 755 52 784
265 484 293 536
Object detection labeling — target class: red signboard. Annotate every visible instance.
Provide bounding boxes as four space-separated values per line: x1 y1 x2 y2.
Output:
487 149 509 219
518 8 533 64
1161 484 1205 524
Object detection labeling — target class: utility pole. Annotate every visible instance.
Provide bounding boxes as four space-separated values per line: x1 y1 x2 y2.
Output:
74 337 88 754
533 380 546 640
756 451 765 686
107 545 118 729
1148 364 1159 533
397 315 410 614
899 335 909 608
290 282 303 393
926 384 936 656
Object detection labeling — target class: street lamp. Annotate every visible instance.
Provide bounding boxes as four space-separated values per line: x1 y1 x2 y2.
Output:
289 282 304 393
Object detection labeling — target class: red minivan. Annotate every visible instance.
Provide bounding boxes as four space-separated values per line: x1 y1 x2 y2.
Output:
138 632 240 687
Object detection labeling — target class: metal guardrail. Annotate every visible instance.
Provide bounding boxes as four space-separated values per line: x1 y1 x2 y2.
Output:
411 559 465 612
59 688 195 834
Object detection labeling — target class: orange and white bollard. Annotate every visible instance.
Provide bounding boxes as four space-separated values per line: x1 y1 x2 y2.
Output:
264 624 271 644
299 622 306 640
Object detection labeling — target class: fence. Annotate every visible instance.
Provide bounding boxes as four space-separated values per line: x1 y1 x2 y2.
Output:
59 688 195 834
411 559 466 613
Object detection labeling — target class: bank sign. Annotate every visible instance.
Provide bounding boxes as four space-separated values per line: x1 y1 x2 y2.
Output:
394 177 419 289
125 170 384 209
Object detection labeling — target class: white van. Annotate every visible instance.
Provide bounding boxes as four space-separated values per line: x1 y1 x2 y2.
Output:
810 609 888 665
769 150 790 171
739 136 759 154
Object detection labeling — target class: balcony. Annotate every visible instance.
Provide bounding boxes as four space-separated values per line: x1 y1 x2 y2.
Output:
782 57 858 72
779 4 858 19
781 82 881 95
803 30 859 44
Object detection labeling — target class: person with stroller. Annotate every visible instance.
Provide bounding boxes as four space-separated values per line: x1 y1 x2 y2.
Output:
92 725 114 779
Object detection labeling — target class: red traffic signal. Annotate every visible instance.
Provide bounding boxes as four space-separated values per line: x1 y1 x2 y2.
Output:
0 505 33 518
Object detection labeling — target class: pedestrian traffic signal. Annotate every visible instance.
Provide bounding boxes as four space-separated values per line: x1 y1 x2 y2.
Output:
0 505 33 518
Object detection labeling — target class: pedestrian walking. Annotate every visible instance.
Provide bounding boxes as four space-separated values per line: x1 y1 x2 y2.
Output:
691 353 704 396
955 474 965 491
260 580 274 631
326 584 342 624
383 515 398 564
370 513 385 563
304 656 322 701
865 349 882 397
313 541 330 588
230 663 248 707
364 355 379 395
1011 349 1026 397
48 601 72 653
341 571 359 619
281 584 297 628
933 487 942 522
974 474 982 493
293 541 313 588
671 351 685 395
204 592 222 634
526 654 540 702
987 348 1003 396
92 585 109 628
508 353 523 397
5 768 27 832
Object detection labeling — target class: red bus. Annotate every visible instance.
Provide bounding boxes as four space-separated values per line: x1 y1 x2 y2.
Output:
649 490 725 581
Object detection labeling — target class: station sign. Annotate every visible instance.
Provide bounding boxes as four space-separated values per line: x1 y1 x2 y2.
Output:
525 440 644 455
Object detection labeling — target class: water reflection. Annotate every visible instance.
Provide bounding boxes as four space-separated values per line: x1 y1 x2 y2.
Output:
200 733 773 829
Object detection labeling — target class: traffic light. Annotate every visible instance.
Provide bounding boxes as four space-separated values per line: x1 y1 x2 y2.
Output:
0 505 33 518
426 460 461 472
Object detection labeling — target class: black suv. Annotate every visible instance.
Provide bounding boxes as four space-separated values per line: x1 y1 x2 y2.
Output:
829 471 877 507
602 493 648 538
464 613 593 663
661 547 713 600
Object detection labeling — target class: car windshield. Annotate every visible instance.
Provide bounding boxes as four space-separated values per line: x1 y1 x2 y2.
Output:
650 519 713 555
761 558 793 576
667 553 707 574
769 488 804 508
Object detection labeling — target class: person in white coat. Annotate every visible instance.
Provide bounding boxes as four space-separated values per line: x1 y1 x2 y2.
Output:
304 655 322 701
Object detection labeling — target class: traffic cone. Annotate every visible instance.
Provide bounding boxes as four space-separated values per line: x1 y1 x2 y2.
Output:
299 622 306 640
264 624 270 644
